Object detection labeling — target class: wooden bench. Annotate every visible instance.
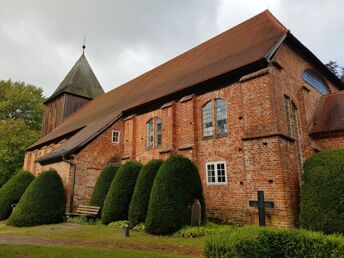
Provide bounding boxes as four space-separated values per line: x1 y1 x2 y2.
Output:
66 205 100 218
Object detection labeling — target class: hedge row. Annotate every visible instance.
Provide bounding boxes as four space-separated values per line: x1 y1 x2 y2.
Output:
7 169 66 227
90 163 120 209
300 149 344 234
0 171 35 220
205 226 344 258
128 159 163 227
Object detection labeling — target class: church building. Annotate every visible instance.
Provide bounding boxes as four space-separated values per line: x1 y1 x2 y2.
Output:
23 10 344 227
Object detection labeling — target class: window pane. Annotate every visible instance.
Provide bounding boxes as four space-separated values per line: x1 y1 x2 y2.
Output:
303 70 329 95
156 117 162 147
216 99 228 135
207 164 215 183
203 102 213 137
284 96 291 135
216 163 226 183
112 131 119 143
147 119 154 148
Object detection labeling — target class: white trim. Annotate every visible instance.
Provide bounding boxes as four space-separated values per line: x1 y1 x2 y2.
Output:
112 130 120 144
205 161 227 185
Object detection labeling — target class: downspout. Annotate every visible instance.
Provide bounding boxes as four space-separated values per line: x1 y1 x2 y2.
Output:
62 154 77 213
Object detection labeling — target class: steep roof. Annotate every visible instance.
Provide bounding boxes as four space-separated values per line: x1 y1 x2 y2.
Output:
30 10 342 163
311 91 344 137
44 54 104 103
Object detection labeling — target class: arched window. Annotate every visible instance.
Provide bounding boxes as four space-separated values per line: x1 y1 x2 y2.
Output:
202 101 213 137
215 99 228 136
302 70 329 95
146 119 154 149
156 117 162 148
146 117 162 149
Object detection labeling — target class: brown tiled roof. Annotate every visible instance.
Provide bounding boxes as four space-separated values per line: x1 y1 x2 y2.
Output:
311 91 344 136
45 54 105 103
31 10 290 161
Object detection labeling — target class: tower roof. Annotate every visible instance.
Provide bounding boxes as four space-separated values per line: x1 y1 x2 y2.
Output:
45 54 104 103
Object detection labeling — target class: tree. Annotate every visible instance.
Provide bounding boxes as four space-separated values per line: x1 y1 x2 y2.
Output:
7 169 66 227
145 155 205 235
0 80 44 187
300 149 344 234
325 60 344 80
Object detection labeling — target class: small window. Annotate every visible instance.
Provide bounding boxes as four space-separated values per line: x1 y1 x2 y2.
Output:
146 119 154 149
112 131 120 144
215 99 228 136
302 70 329 95
284 95 291 135
203 101 213 137
156 117 162 148
206 161 227 185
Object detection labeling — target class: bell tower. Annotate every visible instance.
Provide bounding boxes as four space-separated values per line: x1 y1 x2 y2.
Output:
41 51 104 136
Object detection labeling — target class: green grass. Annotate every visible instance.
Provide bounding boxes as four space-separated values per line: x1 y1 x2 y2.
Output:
0 222 204 257
0 245 194 258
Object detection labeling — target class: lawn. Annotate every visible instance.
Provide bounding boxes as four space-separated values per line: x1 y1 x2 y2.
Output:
0 221 204 257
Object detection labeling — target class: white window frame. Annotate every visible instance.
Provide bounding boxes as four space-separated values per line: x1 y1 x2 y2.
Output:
112 130 120 144
205 161 227 185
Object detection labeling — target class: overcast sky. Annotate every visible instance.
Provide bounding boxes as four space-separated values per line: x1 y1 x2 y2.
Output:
0 0 343 97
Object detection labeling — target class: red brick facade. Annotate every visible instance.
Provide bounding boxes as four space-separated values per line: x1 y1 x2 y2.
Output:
24 41 344 228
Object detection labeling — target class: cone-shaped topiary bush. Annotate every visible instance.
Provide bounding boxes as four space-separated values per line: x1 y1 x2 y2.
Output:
0 171 35 220
145 155 205 235
101 160 142 224
7 169 66 227
128 159 163 227
300 149 344 234
90 163 120 209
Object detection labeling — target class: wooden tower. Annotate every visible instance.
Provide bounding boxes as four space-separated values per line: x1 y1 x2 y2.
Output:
41 54 104 136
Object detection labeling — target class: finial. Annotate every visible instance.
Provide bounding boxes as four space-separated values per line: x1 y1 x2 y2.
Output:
82 34 86 55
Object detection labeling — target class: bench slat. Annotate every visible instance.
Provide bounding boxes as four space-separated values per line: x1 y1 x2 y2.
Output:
67 205 100 217
76 208 100 213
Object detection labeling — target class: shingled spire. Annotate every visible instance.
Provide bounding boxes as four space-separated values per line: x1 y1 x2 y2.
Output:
41 53 104 136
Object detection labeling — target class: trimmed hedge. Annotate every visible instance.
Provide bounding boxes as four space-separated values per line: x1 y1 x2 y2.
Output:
7 169 66 227
0 171 35 220
145 155 205 235
101 160 142 224
300 149 344 234
90 163 120 208
128 159 163 227
205 227 344 258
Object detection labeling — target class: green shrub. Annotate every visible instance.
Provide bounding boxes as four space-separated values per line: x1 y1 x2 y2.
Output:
205 226 344 258
7 169 66 227
90 163 120 208
300 149 344 234
128 159 163 227
101 160 142 224
132 223 145 232
0 171 34 220
145 155 205 235
173 222 236 238
108 220 128 229
66 216 101 225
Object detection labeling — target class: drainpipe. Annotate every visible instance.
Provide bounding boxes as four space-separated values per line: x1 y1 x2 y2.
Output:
62 154 77 213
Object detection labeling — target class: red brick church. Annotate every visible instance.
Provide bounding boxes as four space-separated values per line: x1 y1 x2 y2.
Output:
23 10 344 227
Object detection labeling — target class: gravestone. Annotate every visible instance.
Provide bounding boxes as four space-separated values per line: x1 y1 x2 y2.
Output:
191 199 201 226
249 191 274 226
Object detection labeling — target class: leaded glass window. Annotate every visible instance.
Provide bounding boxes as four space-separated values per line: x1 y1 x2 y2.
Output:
203 101 213 137
302 70 329 95
156 117 162 148
146 119 154 149
215 99 228 136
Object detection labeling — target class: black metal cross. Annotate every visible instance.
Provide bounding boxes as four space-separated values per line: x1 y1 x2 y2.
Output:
249 191 274 226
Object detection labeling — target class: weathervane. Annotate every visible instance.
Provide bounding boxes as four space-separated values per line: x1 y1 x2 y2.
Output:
82 34 86 55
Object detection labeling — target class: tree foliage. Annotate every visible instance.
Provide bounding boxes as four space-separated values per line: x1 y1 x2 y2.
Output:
128 159 163 227
90 163 120 209
0 80 44 187
0 171 34 220
325 60 344 80
300 149 344 234
7 169 66 227
145 155 205 235
101 160 142 224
